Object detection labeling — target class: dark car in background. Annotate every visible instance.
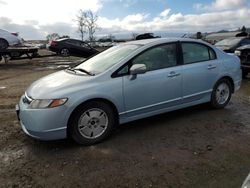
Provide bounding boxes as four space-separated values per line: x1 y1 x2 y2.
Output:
136 33 160 40
235 45 250 78
48 38 98 57
215 37 250 53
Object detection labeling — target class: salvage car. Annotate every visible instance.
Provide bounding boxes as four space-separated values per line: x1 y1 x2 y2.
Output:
235 45 250 78
136 33 160 40
48 38 98 57
215 37 250 53
16 38 242 145
0 29 22 49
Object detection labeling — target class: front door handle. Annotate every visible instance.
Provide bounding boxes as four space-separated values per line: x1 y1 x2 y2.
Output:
207 64 217 70
168 71 180 78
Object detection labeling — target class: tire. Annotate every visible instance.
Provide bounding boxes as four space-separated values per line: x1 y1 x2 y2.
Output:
60 48 70 57
242 71 249 79
0 38 9 50
69 101 116 145
210 79 232 109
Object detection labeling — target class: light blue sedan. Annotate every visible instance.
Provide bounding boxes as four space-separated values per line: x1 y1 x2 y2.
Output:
16 38 242 145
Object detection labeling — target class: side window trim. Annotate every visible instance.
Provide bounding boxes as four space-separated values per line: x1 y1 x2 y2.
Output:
180 41 217 65
111 42 180 78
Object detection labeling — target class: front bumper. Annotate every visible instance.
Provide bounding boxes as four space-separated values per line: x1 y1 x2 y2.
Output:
16 95 68 140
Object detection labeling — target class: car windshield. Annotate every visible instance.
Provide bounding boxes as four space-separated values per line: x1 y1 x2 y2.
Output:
215 38 242 46
75 44 140 74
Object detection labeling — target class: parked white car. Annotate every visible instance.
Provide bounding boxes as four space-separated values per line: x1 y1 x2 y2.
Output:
0 29 22 49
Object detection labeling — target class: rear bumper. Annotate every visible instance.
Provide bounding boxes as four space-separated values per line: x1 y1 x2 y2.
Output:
48 46 58 53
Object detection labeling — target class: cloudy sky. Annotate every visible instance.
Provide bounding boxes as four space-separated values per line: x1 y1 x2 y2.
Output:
0 0 250 39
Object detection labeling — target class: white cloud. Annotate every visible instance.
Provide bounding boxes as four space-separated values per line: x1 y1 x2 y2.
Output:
160 8 171 17
98 8 250 33
0 0 249 40
0 0 7 5
0 0 103 25
97 13 149 31
123 14 148 23
194 0 247 11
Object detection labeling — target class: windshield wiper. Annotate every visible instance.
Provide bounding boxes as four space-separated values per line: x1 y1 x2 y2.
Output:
68 68 95 76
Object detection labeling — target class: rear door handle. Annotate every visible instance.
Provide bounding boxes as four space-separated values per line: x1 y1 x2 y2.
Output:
207 64 217 70
168 71 180 78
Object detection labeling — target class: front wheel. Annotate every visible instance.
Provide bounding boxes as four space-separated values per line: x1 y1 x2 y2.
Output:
210 79 232 109
69 101 116 145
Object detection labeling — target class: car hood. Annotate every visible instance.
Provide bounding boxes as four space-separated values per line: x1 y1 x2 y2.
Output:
26 70 94 99
216 45 236 53
216 45 232 50
237 44 250 50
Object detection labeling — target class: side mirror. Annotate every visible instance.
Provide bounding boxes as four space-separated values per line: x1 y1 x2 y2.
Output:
130 64 147 75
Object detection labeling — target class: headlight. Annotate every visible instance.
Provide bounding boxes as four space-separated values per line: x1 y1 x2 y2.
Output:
29 98 67 109
235 50 241 56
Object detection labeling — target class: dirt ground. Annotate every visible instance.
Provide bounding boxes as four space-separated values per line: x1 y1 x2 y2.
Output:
0 50 250 188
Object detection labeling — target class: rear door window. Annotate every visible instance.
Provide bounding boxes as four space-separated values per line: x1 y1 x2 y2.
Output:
80 42 91 49
182 43 215 64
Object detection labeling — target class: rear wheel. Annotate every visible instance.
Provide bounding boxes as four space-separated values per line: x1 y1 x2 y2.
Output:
69 101 116 145
210 79 232 109
60 48 70 57
0 39 9 50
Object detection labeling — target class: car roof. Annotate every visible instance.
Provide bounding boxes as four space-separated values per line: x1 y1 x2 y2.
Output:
0 29 9 32
56 38 69 41
125 38 207 46
56 38 88 43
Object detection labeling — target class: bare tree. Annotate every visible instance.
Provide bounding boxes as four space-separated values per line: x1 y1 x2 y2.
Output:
46 33 60 41
76 10 87 41
131 33 138 40
84 11 98 42
76 10 98 42
108 34 115 42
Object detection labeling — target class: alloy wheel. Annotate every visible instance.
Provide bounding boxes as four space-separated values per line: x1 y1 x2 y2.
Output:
215 83 230 105
77 108 109 139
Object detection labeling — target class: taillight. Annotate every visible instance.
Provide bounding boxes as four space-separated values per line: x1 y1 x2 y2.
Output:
50 41 57 46
11 32 18 37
